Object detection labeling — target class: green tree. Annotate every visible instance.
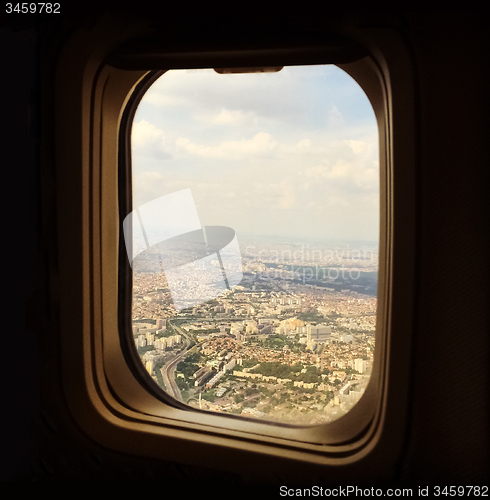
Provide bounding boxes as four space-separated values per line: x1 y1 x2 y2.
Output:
201 391 215 402
176 378 188 390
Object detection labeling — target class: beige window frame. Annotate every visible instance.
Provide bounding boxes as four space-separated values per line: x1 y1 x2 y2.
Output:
54 17 416 481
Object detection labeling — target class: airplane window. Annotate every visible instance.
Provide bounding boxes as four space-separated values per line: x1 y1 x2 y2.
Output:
124 65 379 426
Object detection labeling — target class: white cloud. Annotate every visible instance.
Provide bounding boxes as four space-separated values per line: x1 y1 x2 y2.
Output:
305 138 379 193
344 139 369 155
132 120 171 159
132 171 165 206
175 132 277 160
308 161 351 180
278 178 296 209
130 66 380 241
327 104 345 128
210 108 258 127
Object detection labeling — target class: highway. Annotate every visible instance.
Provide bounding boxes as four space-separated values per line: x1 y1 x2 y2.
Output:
160 324 195 402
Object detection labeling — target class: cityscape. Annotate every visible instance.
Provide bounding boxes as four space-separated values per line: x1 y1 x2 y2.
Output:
131 236 377 426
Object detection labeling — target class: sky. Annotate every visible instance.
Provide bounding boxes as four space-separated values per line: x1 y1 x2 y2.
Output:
131 65 379 245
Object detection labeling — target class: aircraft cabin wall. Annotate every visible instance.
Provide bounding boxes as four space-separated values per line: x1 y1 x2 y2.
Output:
3 11 489 488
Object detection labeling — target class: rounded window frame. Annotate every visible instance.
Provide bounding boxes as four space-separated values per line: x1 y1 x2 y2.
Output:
55 17 416 477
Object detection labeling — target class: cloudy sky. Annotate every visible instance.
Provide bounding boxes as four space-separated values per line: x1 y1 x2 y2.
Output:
131 65 379 244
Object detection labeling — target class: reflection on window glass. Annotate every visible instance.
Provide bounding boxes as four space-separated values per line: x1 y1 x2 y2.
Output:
125 66 378 425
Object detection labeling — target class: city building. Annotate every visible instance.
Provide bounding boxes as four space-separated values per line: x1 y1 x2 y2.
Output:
307 324 332 343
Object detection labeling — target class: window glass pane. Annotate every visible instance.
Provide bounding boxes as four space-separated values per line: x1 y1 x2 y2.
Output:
126 65 378 425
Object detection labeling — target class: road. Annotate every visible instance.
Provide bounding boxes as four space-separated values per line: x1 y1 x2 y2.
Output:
160 323 195 402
